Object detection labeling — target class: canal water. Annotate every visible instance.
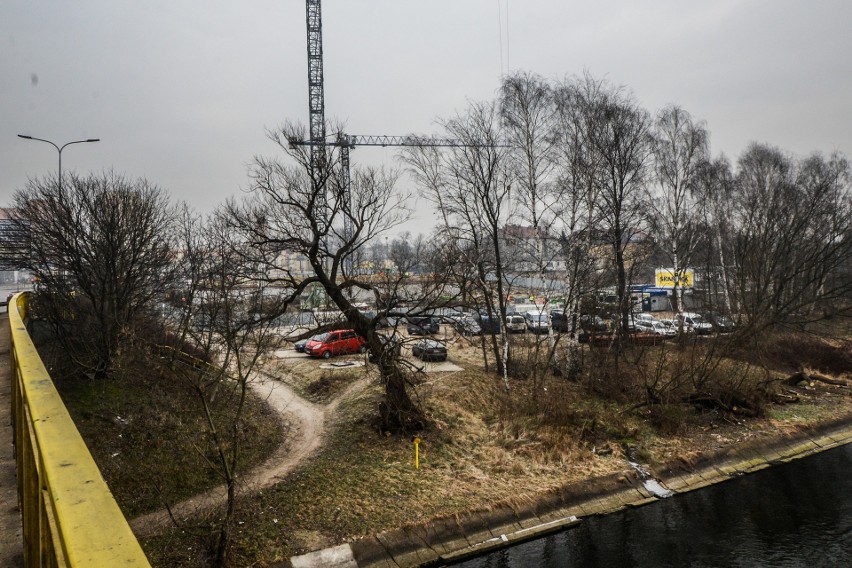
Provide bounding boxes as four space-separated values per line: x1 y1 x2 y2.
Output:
452 444 852 567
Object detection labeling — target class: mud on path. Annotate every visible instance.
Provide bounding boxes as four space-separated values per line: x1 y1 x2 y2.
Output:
130 368 371 538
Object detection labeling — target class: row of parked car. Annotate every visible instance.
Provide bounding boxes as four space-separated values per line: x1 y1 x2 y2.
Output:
291 309 735 361
293 329 448 362
446 309 734 337
384 309 734 338
370 309 556 337
633 312 735 335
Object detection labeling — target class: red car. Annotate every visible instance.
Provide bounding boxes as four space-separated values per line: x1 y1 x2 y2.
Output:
304 330 366 359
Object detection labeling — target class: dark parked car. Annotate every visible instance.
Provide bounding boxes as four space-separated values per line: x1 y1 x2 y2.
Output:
452 317 482 336
407 316 440 335
412 339 448 362
294 334 326 353
551 309 571 332
705 312 735 333
478 314 501 334
552 311 609 334
304 330 366 358
367 334 401 364
580 314 609 332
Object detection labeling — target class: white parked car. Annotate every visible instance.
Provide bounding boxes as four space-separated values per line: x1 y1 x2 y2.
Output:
633 313 657 324
650 321 677 338
676 312 713 335
524 312 550 334
505 314 527 333
631 313 657 333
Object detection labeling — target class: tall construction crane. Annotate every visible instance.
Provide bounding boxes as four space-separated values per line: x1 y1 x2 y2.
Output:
297 0 501 247
304 0 327 220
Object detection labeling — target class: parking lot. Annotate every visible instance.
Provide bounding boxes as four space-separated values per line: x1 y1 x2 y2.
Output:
275 324 465 373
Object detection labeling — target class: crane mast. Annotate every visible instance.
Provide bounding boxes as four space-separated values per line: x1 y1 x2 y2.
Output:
299 0 502 257
305 0 327 219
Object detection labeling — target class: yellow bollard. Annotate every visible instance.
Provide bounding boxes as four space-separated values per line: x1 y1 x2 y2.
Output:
413 437 421 469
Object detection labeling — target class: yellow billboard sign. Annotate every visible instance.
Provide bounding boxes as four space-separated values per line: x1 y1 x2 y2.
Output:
655 269 694 288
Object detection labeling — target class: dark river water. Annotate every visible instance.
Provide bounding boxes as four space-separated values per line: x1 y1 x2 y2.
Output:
452 444 852 568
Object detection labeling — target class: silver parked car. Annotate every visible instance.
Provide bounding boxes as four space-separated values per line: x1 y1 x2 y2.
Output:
650 321 677 338
524 312 550 334
676 312 713 335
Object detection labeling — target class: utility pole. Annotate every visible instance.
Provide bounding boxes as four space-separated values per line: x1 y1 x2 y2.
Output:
17 135 100 189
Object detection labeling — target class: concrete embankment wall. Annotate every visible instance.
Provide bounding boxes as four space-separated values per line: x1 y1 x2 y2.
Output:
288 419 852 568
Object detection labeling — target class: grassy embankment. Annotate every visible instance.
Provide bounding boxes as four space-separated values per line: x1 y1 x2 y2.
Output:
33 319 850 567
44 340 285 520
137 329 851 567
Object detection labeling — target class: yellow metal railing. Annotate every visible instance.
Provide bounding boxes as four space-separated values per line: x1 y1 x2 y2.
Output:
9 292 151 567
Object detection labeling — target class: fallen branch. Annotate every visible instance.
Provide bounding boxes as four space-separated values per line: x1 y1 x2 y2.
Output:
684 393 760 417
772 392 800 404
809 372 848 386
785 370 848 387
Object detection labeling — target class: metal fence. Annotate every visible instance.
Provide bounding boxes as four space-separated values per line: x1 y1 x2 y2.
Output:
8 292 150 567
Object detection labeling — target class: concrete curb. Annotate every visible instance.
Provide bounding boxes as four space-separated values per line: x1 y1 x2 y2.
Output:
290 544 358 568
289 419 852 568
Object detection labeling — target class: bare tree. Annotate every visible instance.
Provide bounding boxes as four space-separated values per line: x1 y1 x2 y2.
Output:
404 101 513 387
373 231 457 334
163 211 284 566
162 204 209 354
0 207 30 271
500 71 568 376
729 144 852 333
225 122 426 430
500 70 558 234
693 156 737 315
580 80 652 335
648 104 709 314
550 73 610 365
12 171 175 378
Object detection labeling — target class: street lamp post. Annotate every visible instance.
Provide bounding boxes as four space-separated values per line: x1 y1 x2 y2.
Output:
17 134 100 187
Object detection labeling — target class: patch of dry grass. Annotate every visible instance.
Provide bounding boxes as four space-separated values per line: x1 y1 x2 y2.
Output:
54 349 284 519
266 353 370 403
135 330 852 567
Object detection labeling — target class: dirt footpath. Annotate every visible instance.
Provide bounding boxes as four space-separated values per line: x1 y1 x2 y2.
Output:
130 371 370 538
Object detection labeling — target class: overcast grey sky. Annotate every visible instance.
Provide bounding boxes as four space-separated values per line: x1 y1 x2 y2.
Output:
3 1 852 228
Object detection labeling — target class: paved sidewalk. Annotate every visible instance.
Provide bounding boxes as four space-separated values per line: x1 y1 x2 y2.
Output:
0 312 24 566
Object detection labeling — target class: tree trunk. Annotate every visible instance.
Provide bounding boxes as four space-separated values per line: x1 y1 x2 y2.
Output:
716 227 734 315
327 281 424 432
213 480 236 567
672 251 683 315
379 363 424 431
785 370 848 387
